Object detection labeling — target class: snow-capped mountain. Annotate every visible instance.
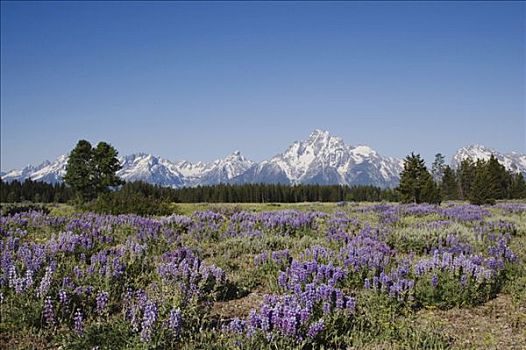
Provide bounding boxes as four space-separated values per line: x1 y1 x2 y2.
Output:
452 145 526 176
233 129 403 187
117 153 185 187
1 155 68 184
8 131 524 189
191 151 255 186
2 151 255 188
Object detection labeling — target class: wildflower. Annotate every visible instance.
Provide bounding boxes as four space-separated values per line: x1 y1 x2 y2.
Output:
43 296 55 326
140 301 157 342
307 319 325 338
74 308 84 335
431 274 439 288
96 291 109 315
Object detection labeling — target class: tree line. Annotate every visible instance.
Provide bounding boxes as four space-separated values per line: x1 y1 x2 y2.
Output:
0 179 73 203
1 179 401 204
398 153 526 204
118 181 401 203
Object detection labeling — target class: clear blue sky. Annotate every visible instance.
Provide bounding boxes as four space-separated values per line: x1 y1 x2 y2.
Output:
1 1 524 170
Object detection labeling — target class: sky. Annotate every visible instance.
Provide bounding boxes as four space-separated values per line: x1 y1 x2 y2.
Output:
1 1 525 171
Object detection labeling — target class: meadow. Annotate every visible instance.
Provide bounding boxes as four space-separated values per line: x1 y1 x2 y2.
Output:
1 202 525 349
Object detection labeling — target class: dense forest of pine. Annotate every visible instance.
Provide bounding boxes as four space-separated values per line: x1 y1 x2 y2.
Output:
0 179 400 203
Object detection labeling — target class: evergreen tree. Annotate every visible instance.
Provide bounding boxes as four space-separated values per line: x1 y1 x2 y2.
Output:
421 172 442 204
64 140 96 202
486 155 510 199
509 173 526 199
93 142 124 193
469 160 495 205
64 140 122 202
441 165 458 200
397 153 433 203
431 153 446 182
458 159 476 200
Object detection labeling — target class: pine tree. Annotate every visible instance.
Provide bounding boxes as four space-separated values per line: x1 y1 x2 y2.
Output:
421 172 442 204
441 165 458 200
509 173 526 199
398 153 433 203
431 153 446 183
64 140 96 202
458 159 476 200
486 155 510 199
92 142 124 193
64 140 123 203
469 160 495 205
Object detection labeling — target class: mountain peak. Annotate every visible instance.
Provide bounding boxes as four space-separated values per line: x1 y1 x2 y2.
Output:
352 145 376 157
308 129 330 140
227 150 244 159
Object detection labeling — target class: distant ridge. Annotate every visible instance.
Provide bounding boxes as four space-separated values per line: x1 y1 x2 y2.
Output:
3 131 525 188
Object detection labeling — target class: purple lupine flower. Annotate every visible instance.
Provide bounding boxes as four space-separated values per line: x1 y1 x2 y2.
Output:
96 291 109 315
226 317 246 333
24 269 34 289
43 296 55 326
140 301 157 342
307 319 325 338
168 308 182 335
346 297 356 312
431 275 439 288
37 266 53 298
74 308 84 335
7 265 16 284
59 289 68 305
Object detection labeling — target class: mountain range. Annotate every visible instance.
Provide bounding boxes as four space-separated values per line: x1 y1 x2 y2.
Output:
2 130 525 188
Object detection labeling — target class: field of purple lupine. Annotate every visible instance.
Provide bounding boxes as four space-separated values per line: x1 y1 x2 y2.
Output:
1 202 525 349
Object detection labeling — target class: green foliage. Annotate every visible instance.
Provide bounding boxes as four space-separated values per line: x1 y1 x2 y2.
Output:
98 181 402 204
0 202 50 216
458 159 476 200
413 271 499 309
1 178 73 203
398 153 441 204
431 153 446 182
92 142 124 193
64 140 122 203
486 155 511 200
509 173 526 199
469 160 496 205
440 166 458 200
86 190 175 216
421 174 442 204
504 264 526 308
64 140 97 202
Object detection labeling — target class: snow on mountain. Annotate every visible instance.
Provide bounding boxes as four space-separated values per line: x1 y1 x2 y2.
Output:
194 151 255 185
117 153 185 187
234 129 403 187
452 145 526 176
2 151 255 188
173 160 207 178
2 156 68 184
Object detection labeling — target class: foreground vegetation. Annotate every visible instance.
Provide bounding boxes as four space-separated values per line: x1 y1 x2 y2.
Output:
1 201 525 349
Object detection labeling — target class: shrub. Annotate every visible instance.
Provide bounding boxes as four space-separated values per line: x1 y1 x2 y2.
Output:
86 191 175 216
